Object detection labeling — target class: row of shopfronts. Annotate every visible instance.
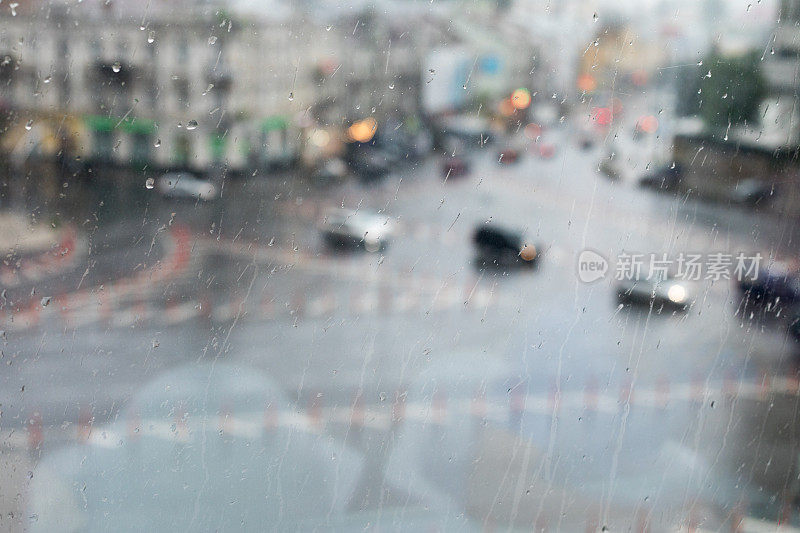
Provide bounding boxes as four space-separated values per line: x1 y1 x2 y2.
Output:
1 112 299 174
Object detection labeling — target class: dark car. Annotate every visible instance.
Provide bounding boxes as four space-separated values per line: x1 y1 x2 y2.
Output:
311 158 348 184
472 224 539 269
730 178 777 206
441 156 470 179
348 149 391 181
497 148 520 165
639 164 682 191
738 261 800 306
789 312 800 343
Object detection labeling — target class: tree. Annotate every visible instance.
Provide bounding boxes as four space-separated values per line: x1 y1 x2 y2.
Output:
698 51 766 129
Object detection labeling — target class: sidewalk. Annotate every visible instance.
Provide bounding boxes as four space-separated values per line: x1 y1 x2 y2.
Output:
0 211 62 256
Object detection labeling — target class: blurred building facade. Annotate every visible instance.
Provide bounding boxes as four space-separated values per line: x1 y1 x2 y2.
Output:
673 0 800 216
0 0 541 177
0 0 330 175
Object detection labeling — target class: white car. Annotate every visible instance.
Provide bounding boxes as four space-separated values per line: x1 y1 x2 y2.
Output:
320 209 393 253
157 172 218 201
616 272 692 311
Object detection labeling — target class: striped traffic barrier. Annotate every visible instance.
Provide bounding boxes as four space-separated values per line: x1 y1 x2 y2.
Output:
27 411 43 452
263 403 278 433
431 387 447 425
77 407 93 443
127 408 141 443
584 376 599 412
509 384 526 426
219 404 233 439
308 393 323 431
471 387 488 420
656 375 670 409
391 389 406 427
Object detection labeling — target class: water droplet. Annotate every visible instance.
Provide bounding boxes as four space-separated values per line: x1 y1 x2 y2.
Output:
388 83 394 90
208 36 217 45
697 60 703 66
10 3 19 16
186 120 198 130
326 25 332 31
154 138 161 147
592 12 598 21
112 61 121 73
147 31 155 44
43 75 51 84
705 70 711 78
40 297 51 307
25 119 33 130
202 83 213 96
288 92 294 101
145 177 155 189
268 237 275 246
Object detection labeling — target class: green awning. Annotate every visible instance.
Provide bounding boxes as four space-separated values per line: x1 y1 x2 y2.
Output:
84 115 116 132
84 115 157 135
211 134 226 161
261 115 289 132
121 118 157 135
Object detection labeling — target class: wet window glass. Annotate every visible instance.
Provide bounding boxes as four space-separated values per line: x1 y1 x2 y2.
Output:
2 0 800 531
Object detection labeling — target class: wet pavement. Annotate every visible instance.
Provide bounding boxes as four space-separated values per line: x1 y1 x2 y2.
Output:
2 125 800 531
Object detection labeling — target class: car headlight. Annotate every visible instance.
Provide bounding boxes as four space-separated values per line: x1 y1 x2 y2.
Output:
667 284 687 303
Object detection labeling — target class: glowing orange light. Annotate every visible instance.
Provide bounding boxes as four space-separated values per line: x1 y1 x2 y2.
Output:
637 115 659 133
524 123 542 140
577 74 597 93
347 117 377 143
609 97 624 115
631 69 648 87
498 98 515 117
592 107 613 126
511 88 531 110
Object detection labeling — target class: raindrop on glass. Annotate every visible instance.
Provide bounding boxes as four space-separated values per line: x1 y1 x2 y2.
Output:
208 36 217 45
25 119 32 130
288 92 294 101
154 138 161 147
40 297 51 307
145 177 155 189
112 61 121 73
186 120 198 130
43 75 51 84
147 31 155 44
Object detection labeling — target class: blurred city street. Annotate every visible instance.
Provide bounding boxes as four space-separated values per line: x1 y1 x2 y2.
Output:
2 122 799 530
4 0 800 527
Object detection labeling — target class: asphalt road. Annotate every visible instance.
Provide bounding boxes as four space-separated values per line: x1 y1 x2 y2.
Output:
2 125 800 531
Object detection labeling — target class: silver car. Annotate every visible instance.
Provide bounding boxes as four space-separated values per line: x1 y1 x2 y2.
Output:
616 271 692 311
320 209 393 253
157 172 218 201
